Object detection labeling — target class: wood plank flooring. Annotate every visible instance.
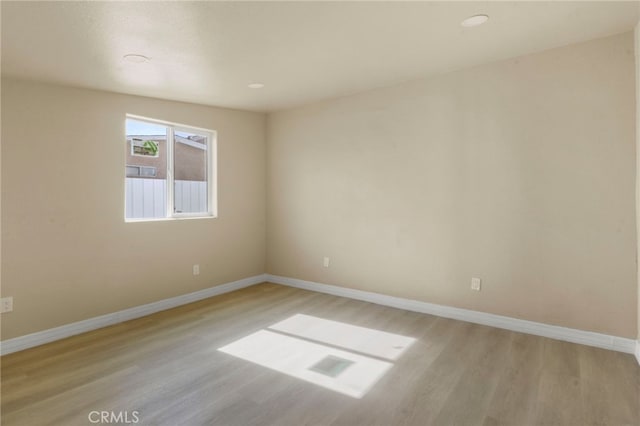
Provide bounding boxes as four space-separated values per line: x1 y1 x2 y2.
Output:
1 283 639 425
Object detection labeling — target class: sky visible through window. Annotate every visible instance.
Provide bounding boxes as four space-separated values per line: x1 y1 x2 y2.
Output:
126 119 166 136
126 119 202 141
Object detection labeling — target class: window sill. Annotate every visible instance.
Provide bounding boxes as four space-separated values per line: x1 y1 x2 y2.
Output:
125 214 216 223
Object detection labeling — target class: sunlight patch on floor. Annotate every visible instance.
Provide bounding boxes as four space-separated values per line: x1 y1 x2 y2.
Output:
218 329 392 398
217 314 416 398
268 313 415 360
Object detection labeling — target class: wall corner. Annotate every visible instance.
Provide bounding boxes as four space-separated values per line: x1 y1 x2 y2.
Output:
635 21 640 345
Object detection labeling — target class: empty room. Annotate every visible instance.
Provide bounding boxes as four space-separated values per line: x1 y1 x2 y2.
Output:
1 1 640 425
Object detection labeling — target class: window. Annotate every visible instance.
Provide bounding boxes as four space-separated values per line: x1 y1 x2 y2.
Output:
125 116 216 221
126 165 157 177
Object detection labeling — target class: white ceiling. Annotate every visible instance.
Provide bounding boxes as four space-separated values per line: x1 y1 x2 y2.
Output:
2 1 638 112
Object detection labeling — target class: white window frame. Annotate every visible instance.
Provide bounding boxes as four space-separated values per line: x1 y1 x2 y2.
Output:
125 114 217 222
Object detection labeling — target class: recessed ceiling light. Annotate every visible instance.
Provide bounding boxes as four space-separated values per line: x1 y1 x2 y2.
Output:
461 14 489 28
123 54 150 63
248 82 265 89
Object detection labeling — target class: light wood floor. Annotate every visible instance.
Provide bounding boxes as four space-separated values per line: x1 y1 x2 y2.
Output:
2 283 639 426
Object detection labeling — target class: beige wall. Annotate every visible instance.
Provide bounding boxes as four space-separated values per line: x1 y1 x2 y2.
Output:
2 32 637 343
267 32 637 338
1 79 266 339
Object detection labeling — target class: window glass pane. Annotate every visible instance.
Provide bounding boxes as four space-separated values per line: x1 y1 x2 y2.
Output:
140 166 157 177
125 119 167 219
126 165 140 177
174 130 208 214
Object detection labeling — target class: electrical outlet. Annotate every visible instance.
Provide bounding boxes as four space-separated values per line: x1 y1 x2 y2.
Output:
471 277 481 291
323 257 330 268
1 297 13 313
193 264 200 276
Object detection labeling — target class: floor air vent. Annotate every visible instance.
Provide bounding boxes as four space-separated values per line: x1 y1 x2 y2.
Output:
309 355 354 378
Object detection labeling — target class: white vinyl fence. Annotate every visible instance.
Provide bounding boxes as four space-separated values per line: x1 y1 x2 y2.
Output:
126 178 207 219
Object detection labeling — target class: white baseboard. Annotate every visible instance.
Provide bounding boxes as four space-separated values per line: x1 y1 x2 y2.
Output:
3 273 637 363
266 274 638 356
0 274 268 356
